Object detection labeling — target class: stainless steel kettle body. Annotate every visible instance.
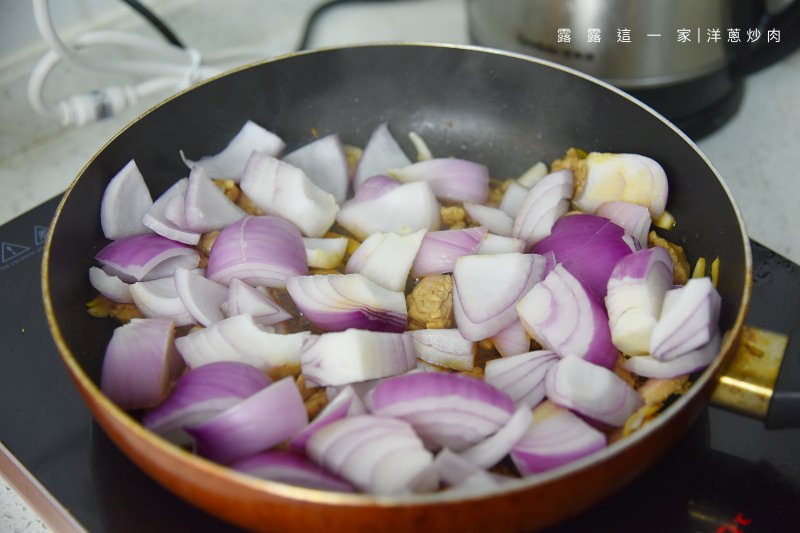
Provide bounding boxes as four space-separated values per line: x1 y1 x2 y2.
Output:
468 0 800 137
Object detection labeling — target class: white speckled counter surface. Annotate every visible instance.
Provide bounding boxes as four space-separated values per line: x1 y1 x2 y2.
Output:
1 0 798 531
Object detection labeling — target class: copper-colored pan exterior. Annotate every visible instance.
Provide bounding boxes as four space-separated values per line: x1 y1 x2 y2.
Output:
42 44 752 532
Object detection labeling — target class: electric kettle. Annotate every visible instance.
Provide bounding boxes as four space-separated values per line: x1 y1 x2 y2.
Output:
467 0 800 137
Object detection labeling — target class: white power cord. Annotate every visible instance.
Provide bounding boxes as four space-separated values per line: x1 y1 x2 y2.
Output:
29 0 266 127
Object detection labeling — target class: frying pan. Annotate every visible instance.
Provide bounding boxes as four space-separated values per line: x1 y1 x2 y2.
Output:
41 43 790 532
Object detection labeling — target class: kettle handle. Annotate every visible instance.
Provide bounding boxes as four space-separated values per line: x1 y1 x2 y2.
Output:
731 0 800 77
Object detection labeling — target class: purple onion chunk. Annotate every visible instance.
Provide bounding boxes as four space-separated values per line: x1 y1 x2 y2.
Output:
232 451 355 492
143 361 271 445
484 350 559 408
353 123 411 190
510 401 606 475
545 356 643 427
517 264 618 369
454 252 549 342
180 120 285 181
300 329 416 386
532 214 633 299
206 215 308 288
100 159 153 240
306 415 437 495
187 377 308 464
96 233 200 283
286 273 407 333
367 372 515 452
101 318 182 410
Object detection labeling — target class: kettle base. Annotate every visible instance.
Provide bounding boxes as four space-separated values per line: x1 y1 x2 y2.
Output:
627 71 744 141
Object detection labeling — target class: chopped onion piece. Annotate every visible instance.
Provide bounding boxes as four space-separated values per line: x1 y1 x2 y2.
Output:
143 361 271 445
307 415 437 495
303 237 348 269
459 405 533 468
288 385 365 452
476 234 525 255
173 267 228 326
545 356 643 427
510 401 606 475
434 448 496 490
623 333 720 378
354 123 412 190
187 377 307 464
532 214 632 299
367 372 515 452
353 175 399 202
239 152 338 237
142 178 201 245
101 318 182 410
516 161 548 188
180 120 285 181
408 132 433 161
517 264 617 369
175 314 309 371
390 158 489 204
286 273 407 333
96 233 200 283
453 252 548 341
183 165 245 232
284 134 349 203
89 266 132 303
409 329 475 371
100 159 153 240
206 215 308 288
336 181 440 240
498 181 529 217
346 230 426 291
232 451 355 492
596 201 651 249
605 247 673 355
512 169 573 248
225 278 291 326
411 227 487 277
650 277 721 361
130 277 195 326
301 329 416 386
491 319 531 357
574 153 668 218
484 350 558 407
463 203 513 236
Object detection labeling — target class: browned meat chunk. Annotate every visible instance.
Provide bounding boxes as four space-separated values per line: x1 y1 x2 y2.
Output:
648 231 691 284
407 274 454 330
551 148 588 199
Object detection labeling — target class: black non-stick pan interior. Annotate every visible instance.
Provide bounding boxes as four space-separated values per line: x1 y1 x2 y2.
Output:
46 44 748 383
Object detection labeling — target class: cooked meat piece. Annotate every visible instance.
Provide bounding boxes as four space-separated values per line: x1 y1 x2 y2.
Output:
551 147 588 199
613 353 639 389
304 388 329 421
213 179 240 203
110 303 144 323
487 179 512 207
621 403 661 437
637 376 689 405
236 191 264 215
440 206 467 229
267 364 301 381
407 274 454 330
197 231 219 256
648 231 691 284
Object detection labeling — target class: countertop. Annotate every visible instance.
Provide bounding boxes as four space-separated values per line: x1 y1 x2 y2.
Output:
1 0 798 531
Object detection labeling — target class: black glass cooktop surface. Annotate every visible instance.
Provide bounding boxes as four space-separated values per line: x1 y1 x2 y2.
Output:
1 197 798 533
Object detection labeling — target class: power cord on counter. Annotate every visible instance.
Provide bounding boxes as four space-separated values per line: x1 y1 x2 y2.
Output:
29 0 404 128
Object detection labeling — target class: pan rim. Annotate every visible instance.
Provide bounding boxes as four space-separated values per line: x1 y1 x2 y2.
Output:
41 41 753 507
